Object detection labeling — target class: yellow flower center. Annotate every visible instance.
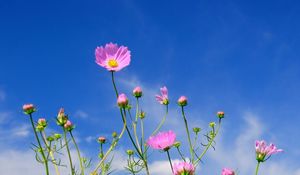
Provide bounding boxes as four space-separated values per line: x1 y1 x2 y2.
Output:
107 59 118 68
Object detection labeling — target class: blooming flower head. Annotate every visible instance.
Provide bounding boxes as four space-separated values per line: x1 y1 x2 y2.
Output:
221 168 235 175
255 140 283 162
64 120 74 131
133 86 143 98
177 96 188 106
95 43 131 72
173 161 195 175
155 86 169 105
147 130 176 151
23 104 36 115
117 93 129 108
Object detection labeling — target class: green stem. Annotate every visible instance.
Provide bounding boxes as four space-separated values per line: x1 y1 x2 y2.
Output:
63 129 74 175
166 150 174 174
151 105 169 136
194 119 222 165
181 106 194 162
176 147 186 161
40 132 59 170
255 162 260 175
111 71 119 97
70 131 85 175
29 114 49 175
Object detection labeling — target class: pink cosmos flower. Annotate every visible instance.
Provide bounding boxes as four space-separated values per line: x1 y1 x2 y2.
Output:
255 140 283 162
155 86 169 105
95 43 131 72
147 130 176 150
117 93 128 107
173 161 195 175
221 168 235 175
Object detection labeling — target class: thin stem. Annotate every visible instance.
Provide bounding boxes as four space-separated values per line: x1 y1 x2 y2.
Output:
133 99 142 154
194 119 222 165
111 71 119 97
255 162 260 175
151 105 168 136
166 150 174 174
91 118 127 174
181 106 194 162
41 131 60 175
176 147 186 161
70 131 85 175
63 129 74 175
29 114 49 175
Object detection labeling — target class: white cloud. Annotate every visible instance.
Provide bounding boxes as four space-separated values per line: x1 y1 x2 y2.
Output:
0 89 5 101
74 110 88 119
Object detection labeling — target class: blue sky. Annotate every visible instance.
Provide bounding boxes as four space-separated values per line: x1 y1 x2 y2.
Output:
0 0 300 174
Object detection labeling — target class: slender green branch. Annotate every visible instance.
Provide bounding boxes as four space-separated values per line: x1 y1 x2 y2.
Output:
166 150 174 174
63 129 74 175
181 106 194 162
41 131 60 175
152 105 168 136
29 114 49 175
70 131 85 175
194 119 222 165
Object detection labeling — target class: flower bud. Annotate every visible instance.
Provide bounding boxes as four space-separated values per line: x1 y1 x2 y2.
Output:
98 136 106 144
139 111 146 119
209 122 216 128
47 136 54 142
133 86 142 98
173 141 181 148
23 104 36 115
98 153 104 159
64 120 74 131
38 118 47 127
112 131 118 138
193 127 201 133
57 108 68 126
177 96 188 106
126 149 134 156
221 168 235 175
117 93 128 108
53 133 62 140
217 111 225 119
36 118 47 132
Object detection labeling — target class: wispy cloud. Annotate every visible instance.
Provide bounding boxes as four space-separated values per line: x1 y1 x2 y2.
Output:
74 110 89 119
0 89 5 101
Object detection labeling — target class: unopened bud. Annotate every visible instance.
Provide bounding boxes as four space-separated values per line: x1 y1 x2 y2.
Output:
193 127 201 133
139 111 146 119
117 93 128 108
133 86 143 98
64 120 74 131
217 111 225 119
209 122 216 128
126 149 134 156
112 132 118 138
177 96 188 106
23 104 36 115
98 136 106 144
174 141 181 148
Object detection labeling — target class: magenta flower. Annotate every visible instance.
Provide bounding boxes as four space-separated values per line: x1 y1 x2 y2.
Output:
173 161 195 175
155 86 169 105
222 168 235 175
117 93 129 108
255 140 283 162
95 43 131 72
147 130 176 150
